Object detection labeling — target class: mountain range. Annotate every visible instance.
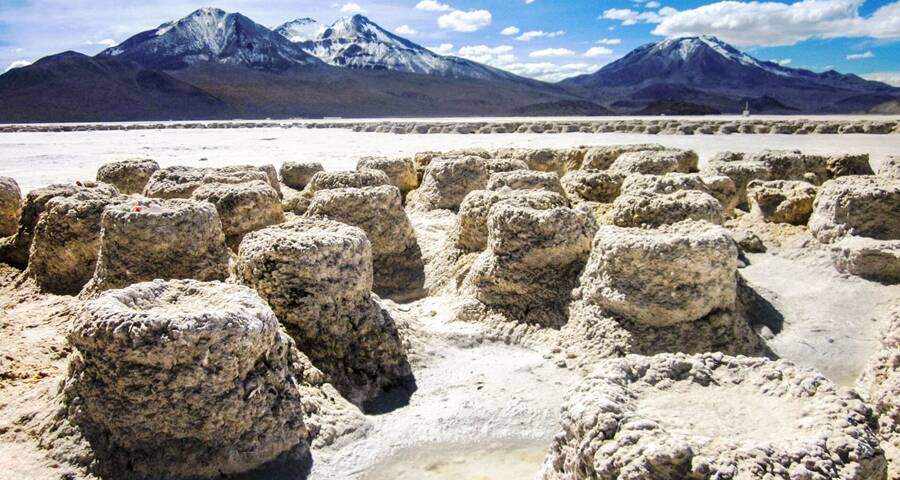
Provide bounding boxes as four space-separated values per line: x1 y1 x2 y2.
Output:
0 7 896 122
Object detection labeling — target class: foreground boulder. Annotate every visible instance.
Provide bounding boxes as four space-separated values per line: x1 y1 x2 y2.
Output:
809 176 900 243
357 157 418 196
407 156 489 211
455 189 569 252
82 199 230 296
610 190 724 227
191 180 284 249
543 353 886 480
307 186 425 300
0 182 118 269
96 159 159 194
747 179 818 224
236 218 411 407
580 221 737 326
0 176 22 237
27 191 126 294
831 236 900 283
280 161 324 190
58 280 315 479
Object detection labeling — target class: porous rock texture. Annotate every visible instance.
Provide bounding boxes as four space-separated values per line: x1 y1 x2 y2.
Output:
235 218 411 407
143 166 207 199
878 156 900 180
357 156 418 196
700 175 740 215
212 164 282 198
831 236 900 283
465 204 597 326
82 199 230 296
620 172 710 197
95 158 159 194
749 149 830 184
406 156 489 211
581 144 666 171
191 180 284 249
0 181 118 269
608 149 698 176
52 280 320 479
579 221 738 327
27 190 126 294
455 189 569 252
827 153 874 178
0 175 23 237
542 353 887 480
561 171 623 204
487 170 566 196
809 176 900 244
610 190 724 228
493 148 568 175
859 308 900 478
283 169 390 214
306 185 425 300
280 161 324 190
702 152 771 209
748 179 818 225
484 158 529 175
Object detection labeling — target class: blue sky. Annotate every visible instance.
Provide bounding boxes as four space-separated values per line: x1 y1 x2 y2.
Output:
1 0 898 84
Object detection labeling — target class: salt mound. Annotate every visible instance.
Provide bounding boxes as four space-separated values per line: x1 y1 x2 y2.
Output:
809 175 900 244
236 218 411 406
357 157 418 196
96 159 159 195
455 189 569 252
191 180 284 248
560 171 623 204
280 161 324 190
831 236 900 283
608 149 698 176
284 169 390 214
407 156 489 211
748 179 818 225
0 176 22 237
543 353 886 480
487 170 565 196
610 190 724 227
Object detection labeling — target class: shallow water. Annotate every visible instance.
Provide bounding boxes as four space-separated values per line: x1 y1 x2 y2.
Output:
361 439 549 480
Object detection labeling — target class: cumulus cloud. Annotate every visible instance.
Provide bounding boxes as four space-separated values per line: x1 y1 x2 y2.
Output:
5 60 31 72
505 62 602 82
646 1 661 7
846 50 874 59
862 71 900 86
457 44 516 65
516 30 566 41
585 46 614 57
340 2 364 13
428 43 455 55
438 9 492 32
501 26 520 36
651 0 900 46
415 0 451 12
394 25 417 35
597 37 622 45
529 48 575 58
602 7 678 25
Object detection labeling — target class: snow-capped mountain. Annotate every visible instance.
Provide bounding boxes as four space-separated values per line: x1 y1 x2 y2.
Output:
99 7 320 71
560 35 898 113
281 14 524 82
274 18 323 43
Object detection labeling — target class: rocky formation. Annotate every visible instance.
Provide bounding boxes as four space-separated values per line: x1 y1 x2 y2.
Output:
280 161 324 190
82 199 230 295
465 204 596 326
0 182 118 268
407 156 489 211
0 176 22 237
485 158 529 175
55 280 316 479
859 309 900 478
579 221 737 326
608 149 698 176
703 153 771 209
487 170 565 196
455 189 569 252
610 190 724 228
878 156 900 180
214 164 282 197
95 158 160 194
357 157 418 196
235 218 411 407
747 179 818 225
307 186 425 300
809 176 900 244
832 236 900 283
560 171 623 204
827 153 874 177
27 190 126 294
143 166 207 199
543 353 886 480
581 144 666 171
283 169 389 214
191 180 284 248
620 172 739 217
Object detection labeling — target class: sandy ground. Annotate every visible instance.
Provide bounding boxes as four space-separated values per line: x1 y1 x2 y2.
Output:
0 128 897 193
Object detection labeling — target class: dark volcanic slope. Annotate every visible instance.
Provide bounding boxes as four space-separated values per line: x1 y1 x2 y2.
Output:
560 36 900 114
0 52 227 123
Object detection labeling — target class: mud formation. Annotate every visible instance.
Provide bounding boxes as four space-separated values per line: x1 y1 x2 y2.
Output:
280 161 324 190
407 156 489 211
95 159 160 194
0 175 23 237
748 179 818 225
235 218 411 407
82 199 230 295
307 185 425 300
191 180 284 249
543 353 886 480
54 280 316 479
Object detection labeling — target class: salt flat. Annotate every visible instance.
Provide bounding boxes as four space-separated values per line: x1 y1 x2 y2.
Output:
0 127 897 193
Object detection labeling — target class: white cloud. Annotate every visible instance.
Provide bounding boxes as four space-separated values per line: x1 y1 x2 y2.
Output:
529 48 575 58
86 38 117 47
340 2 364 13
774 58 792 65
415 0 451 12
5 60 31 72
505 62 602 82
526 0 536 4
458 44 516 66
429 43 455 55
862 71 900 86
585 46 614 57
501 26 520 36
646 1 661 8
438 9 492 32
395 25 417 35
516 30 566 41
597 38 622 45
651 0 900 47
846 50 874 59
602 7 677 25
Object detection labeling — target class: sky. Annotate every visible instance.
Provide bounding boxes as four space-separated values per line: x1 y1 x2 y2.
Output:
1 0 898 84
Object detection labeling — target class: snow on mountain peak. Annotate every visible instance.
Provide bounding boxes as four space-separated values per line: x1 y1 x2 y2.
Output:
275 17 323 43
